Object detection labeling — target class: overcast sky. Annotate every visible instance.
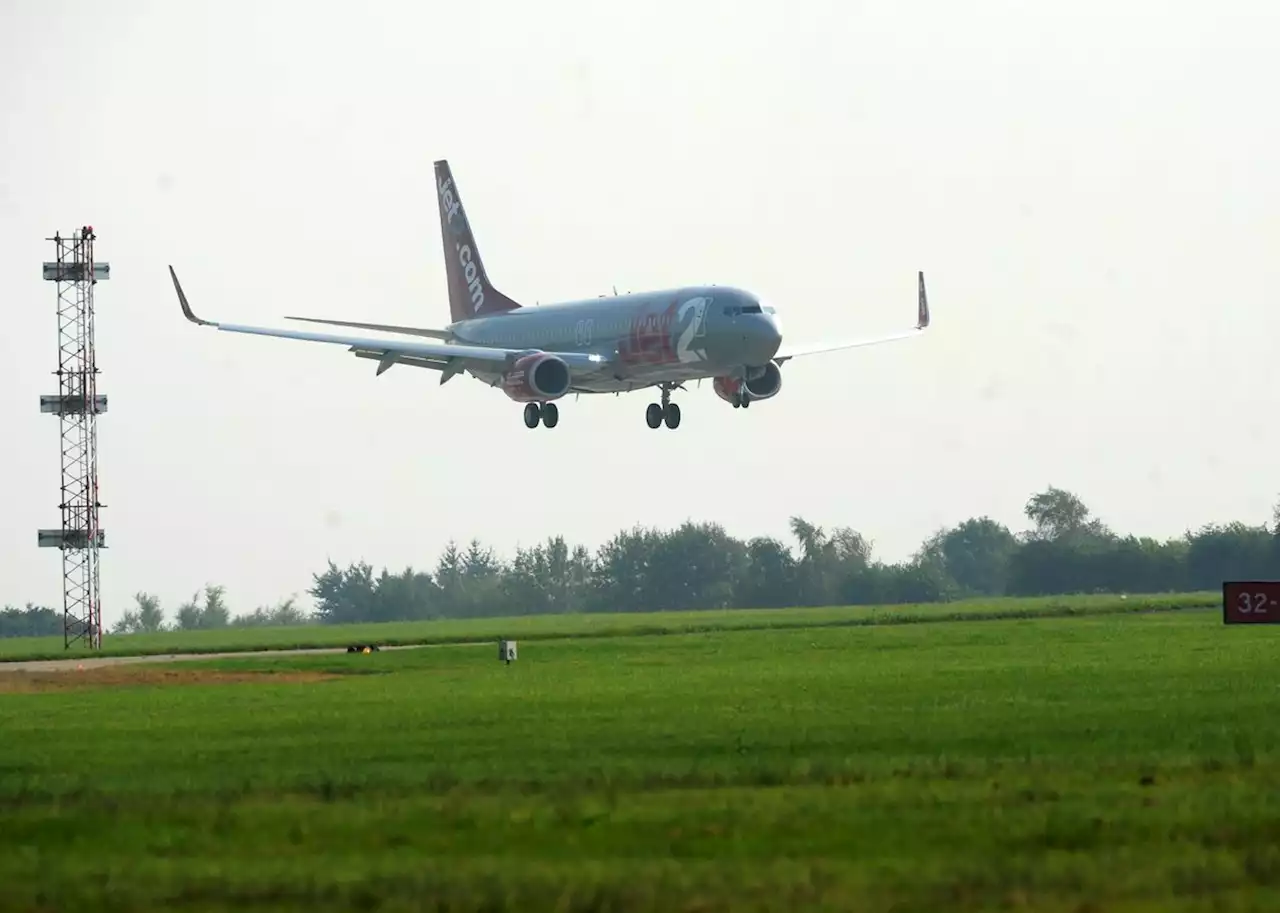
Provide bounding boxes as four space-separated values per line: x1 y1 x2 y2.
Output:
2 0 1278 624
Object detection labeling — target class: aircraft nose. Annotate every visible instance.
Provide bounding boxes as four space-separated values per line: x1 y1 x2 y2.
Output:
747 314 782 362
764 314 782 351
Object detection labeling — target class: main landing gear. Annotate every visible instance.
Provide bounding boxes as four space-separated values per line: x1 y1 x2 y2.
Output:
523 401 559 429
645 384 681 429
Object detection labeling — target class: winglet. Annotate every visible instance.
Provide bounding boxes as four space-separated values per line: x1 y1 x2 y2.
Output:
168 265 217 327
917 271 930 329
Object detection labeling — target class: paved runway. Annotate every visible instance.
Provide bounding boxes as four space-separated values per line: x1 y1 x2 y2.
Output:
0 644 437 673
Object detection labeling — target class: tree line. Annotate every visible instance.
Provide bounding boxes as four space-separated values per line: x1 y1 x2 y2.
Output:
2 485 1276 637
0 588 310 639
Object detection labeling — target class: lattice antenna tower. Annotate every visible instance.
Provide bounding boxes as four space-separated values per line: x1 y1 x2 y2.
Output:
38 226 109 650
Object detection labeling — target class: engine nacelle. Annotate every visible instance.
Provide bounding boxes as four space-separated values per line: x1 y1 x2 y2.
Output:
745 361 783 399
714 362 783 406
501 352 572 402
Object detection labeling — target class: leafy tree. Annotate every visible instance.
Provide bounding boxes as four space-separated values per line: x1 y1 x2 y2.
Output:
920 517 1020 597
788 517 872 606
434 542 464 594
137 592 167 632
736 536 799 608
173 585 232 631
434 541 508 618
1184 522 1277 591
112 592 168 634
591 526 664 613
371 568 439 622
231 596 313 628
503 543 555 616
645 521 748 612
174 595 202 631
501 537 592 616
843 559 960 605
1023 486 1110 543
462 539 502 580
202 585 231 629
309 560 378 624
0 603 61 638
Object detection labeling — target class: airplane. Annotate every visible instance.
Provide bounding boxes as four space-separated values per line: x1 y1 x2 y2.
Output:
167 159 931 430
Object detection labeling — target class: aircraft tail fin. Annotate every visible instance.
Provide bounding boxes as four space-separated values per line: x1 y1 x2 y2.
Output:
434 159 523 323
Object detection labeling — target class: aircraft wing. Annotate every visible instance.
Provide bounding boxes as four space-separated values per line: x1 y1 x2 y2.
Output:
282 315 455 340
773 271 931 364
167 266 608 380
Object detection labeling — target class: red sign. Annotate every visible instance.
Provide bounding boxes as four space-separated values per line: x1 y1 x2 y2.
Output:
1222 581 1280 624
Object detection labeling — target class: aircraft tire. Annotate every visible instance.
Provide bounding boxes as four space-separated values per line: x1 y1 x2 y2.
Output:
542 402 559 428
663 403 681 429
523 403 541 428
645 403 663 429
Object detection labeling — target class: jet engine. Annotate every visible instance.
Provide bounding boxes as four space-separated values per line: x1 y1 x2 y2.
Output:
714 362 783 406
500 352 572 402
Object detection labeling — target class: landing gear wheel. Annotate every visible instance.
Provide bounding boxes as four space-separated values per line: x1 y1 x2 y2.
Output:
663 402 681 429
523 402 541 428
542 402 559 428
645 402 663 429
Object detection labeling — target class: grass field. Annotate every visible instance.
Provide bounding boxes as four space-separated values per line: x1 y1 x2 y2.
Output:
1 598 1276 911
0 591 1219 662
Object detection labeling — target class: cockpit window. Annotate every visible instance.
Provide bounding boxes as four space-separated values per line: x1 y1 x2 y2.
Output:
723 302 767 316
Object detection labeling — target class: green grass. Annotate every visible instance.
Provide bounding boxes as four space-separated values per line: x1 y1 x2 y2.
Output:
1 604 1276 911
0 591 1219 662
